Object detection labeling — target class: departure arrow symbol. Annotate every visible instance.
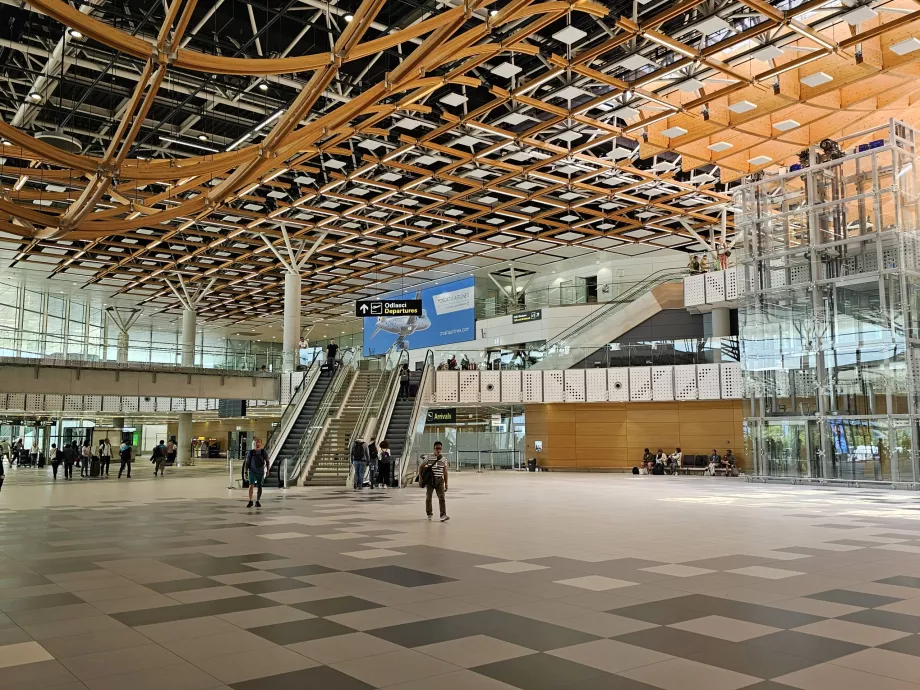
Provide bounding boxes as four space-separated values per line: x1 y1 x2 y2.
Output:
359 304 369 314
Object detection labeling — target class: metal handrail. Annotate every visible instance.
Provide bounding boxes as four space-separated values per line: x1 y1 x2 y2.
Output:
346 349 406 456
541 268 689 352
266 356 322 468
286 347 358 484
398 349 434 487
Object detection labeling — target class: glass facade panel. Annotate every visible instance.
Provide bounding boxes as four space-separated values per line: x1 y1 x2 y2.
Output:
739 121 920 484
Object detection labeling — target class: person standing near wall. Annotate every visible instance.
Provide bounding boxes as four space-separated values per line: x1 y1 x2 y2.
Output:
80 440 92 478
62 441 77 480
378 440 392 488
99 438 112 478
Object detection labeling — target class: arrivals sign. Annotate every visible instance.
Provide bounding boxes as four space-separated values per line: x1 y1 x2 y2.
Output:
512 309 542 324
355 299 422 317
426 408 456 425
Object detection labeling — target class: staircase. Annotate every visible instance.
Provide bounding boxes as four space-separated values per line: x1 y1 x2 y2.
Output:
265 373 333 488
382 370 421 463
306 370 382 486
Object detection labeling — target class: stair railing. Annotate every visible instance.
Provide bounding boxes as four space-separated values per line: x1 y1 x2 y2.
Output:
398 349 434 487
285 347 358 485
344 348 407 487
266 355 323 469
540 269 689 354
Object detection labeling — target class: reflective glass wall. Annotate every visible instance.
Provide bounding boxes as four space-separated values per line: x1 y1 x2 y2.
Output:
737 120 920 483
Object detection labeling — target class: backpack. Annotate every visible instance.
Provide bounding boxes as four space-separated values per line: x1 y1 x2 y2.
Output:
248 449 267 471
652 464 665 475
351 443 365 463
632 466 640 475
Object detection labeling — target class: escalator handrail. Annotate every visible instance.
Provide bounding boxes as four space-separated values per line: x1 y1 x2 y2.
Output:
397 349 434 487
541 268 689 351
286 347 359 483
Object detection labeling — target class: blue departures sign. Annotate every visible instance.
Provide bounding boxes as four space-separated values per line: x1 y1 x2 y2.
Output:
363 277 475 355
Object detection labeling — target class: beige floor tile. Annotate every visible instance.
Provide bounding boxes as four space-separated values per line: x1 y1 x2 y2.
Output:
216 605 314 629
620 658 760 690
776 661 920 690
383 669 519 690
0 641 54 669
554 612 659 637
135 616 239 643
416 635 534 668
192 646 319 684
332 649 461 687
59 643 184 680
671 615 781 641
160 629 275 661
326 606 426 631
548 639 672 674
831 648 920 684
286 631 404 664
794 619 911 647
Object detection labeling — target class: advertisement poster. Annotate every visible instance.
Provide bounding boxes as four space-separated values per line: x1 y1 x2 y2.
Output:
363 277 475 355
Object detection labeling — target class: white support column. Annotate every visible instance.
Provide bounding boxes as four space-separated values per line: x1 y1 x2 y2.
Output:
283 272 301 371
177 412 192 467
712 307 731 363
181 309 196 367
105 307 142 364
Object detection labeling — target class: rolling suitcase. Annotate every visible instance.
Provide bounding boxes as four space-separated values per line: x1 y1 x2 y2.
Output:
90 457 101 478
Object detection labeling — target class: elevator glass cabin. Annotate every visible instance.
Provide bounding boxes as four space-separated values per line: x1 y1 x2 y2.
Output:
737 120 920 486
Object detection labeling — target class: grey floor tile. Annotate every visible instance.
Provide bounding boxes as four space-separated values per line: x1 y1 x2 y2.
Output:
352 565 456 588
332 648 461 687
229 665 373 690
82 661 224 690
444 610 600 651
667 595 823 629
838 609 920 634
612 602 707 626
687 641 818 678
110 595 279 627
369 617 473 648
59 643 184 680
0 593 84 613
268 565 337 577
807 589 901 609
248 617 355 644
293 596 382 617
233 579 309 595
561 677 663 690
40 629 152 658
614 626 727 660
746 630 866 662
879 634 920 657
188 646 318 685
473 652 610 690
877 576 920 589
147 578 226 594
0 659 80 690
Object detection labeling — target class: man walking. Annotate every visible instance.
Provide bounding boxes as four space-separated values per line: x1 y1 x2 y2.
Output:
351 439 367 490
420 441 449 522
62 441 77 480
117 440 132 478
153 440 168 476
246 438 268 508
326 338 338 376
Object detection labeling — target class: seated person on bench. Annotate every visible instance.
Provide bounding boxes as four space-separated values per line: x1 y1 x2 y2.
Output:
654 448 667 473
708 449 721 475
667 448 682 474
724 449 737 475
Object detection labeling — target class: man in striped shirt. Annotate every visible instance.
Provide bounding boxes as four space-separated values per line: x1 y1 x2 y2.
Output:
422 441 449 522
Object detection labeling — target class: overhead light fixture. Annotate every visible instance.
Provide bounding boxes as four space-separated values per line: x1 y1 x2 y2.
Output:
801 71 832 87
159 136 219 153
728 100 756 114
708 141 733 152
0 139 10 146
198 134 208 141
258 82 268 91
845 6 877 24
344 14 354 21
28 92 42 102
751 45 783 62
68 29 83 39
661 126 688 138
773 119 799 132
748 155 772 166
890 37 920 56
490 9 498 15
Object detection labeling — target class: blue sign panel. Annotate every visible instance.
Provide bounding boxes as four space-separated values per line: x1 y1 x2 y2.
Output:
363 277 475 355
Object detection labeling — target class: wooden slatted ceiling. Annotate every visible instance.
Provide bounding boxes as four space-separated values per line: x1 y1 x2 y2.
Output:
3 0 920 322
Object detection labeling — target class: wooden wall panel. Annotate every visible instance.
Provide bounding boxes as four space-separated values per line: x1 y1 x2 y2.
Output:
524 400 744 471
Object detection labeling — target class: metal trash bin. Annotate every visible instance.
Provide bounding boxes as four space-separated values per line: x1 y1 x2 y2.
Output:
527 458 537 472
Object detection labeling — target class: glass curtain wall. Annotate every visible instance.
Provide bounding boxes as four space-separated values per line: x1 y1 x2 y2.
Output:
737 120 920 483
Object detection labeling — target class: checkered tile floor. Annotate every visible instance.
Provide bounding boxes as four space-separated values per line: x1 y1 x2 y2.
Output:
4 474 920 689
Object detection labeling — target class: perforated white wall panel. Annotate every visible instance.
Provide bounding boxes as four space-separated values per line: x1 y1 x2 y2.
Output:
139 396 155 412
459 371 480 403
102 396 120 412
83 395 101 411
586 369 608 402
45 394 64 411
683 275 706 306
0 395 7 409
704 271 725 303
697 364 721 399
674 365 698 400
543 370 564 402
171 397 186 412
607 368 629 402
435 371 459 403
121 396 139 412
564 369 586 402
480 371 500 403
629 367 652 401
522 371 543 403
500 370 521 402
62 395 80 411
197 398 209 411
156 397 171 411
651 366 674 401
720 363 743 399
724 267 738 301
280 375 292 405
25 394 43 412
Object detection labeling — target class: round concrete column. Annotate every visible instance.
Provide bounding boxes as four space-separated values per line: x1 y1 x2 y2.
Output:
283 272 301 371
711 307 731 363
177 412 192 466
181 309 196 367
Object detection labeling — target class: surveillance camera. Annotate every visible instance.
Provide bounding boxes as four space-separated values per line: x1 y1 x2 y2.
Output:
485 383 496 392
143 396 151 402
613 381 623 390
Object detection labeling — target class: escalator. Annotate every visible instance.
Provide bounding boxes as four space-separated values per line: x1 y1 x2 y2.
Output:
532 269 688 370
381 370 421 463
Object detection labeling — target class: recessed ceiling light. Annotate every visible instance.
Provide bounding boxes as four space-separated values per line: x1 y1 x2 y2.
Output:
344 14 354 21
439 92 467 107
773 119 799 132
751 45 783 62
491 62 522 79
661 126 688 138
28 92 42 102
845 6 877 24
728 100 756 114
890 37 920 56
748 155 772 166
708 141 733 152
801 71 832 87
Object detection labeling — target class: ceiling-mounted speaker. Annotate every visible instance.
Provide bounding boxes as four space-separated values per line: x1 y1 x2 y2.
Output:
35 130 82 155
